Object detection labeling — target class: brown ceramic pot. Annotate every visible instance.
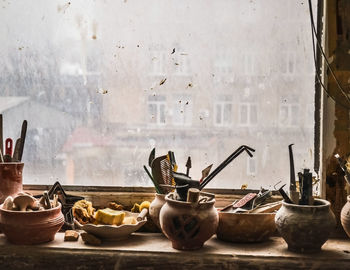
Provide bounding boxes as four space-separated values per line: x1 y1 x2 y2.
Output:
217 212 276 243
159 192 218 250
0 163 23 203
275 199 336 252
341 195 350 238
0 202 64 244
149 193 166 230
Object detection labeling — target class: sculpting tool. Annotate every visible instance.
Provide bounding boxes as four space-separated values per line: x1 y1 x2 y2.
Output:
288 144 299 204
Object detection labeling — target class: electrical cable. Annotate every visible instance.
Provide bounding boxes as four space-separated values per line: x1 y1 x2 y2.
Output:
307 0 350 110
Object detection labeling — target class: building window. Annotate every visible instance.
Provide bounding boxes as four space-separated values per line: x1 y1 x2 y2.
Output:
239 103 258 126
214 96 233 127
172 94 192 126
279 103 299 127
148 95 166 125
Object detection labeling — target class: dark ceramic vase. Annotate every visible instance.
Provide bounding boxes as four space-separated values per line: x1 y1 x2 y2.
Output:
275 199 336 252
341 195 350 238
149 193 166 230
159 192 218 250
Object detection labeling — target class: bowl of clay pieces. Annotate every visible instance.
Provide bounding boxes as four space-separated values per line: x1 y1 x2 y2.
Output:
0 192 64 244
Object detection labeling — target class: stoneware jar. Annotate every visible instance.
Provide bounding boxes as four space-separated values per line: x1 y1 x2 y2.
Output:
0 202 64 244
275 199 336 252
159 192 218 250
0 163 24 203
341 195 350 238
149 193 166 230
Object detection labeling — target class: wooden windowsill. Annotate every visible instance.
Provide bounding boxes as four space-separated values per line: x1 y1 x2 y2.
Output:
0 233 349 270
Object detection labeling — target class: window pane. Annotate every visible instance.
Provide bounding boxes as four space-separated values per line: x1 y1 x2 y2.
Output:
0 0 316 189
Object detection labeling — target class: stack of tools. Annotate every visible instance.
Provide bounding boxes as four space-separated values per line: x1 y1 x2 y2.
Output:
144 145 255 201
276 144 316 205
0 114 27 163
220 187 279 214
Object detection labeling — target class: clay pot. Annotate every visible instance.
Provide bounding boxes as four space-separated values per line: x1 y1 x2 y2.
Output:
149 193 166 230
0 163 23 203
217 212 276 243
275 199 336 252
159 192 218 250
0 202 64 244
341 195 350 238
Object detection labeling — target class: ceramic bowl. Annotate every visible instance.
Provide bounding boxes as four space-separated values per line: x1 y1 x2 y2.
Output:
0 202 64 245
216 212 276 243
74 211 147 241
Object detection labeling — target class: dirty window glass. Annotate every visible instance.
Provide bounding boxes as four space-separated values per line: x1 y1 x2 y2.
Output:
0 0 317 189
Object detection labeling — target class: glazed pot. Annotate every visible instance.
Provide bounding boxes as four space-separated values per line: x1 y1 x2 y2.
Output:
159 192 218 250
275 199 336 252
341 195 350 238
0 163 23 203
0 202 64 244
217 212 276 243
149 193 166 230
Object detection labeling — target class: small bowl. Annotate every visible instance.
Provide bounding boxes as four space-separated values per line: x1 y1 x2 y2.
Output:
74 211 147 241
0 203 64 245
216 212 276 243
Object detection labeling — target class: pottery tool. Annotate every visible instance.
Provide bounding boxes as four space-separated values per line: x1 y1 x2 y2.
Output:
18 120 27 161
199 145 255 190
3 138 13 162
160 158 173 186
199 164 213 184
185 156 191 176
148 148 155 167
186 188 200 203
277 184 293 204
251 189 272 209
12 138 21 162
0 114 3 161
288 144 299 204
151 155 168 193
173 172 200 201
299 169 314 205
143 165 162 194
335 153 350 185
249 201 282 213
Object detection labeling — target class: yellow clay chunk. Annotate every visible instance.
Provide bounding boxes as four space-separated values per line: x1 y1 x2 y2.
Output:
122 216 137 225
94 208 125 225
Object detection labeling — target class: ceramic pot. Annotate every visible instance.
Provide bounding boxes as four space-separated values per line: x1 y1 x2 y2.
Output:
275 199 336 252
341 195 350 238
0 202 64 244
0 163 23 203
217 212 276 243
160 192 218 250
149 193 166 230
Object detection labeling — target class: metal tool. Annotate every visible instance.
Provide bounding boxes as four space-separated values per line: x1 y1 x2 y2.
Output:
185 156 191 176
288 144 299 203
277 184 293 204
199 145 255 190
172 171 200 201
3 138 13 162
18 120 27 161
199 164 213 184
299 169 313 205
151 155 168 193
12 138 21 162
148 148 155 167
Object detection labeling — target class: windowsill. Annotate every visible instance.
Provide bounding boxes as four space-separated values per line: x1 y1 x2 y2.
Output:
0 233 349 269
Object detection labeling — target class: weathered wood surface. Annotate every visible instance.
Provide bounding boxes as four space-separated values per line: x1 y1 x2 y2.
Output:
0 233 349 270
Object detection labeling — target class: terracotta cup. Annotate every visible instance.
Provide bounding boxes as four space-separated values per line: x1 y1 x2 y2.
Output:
275 199 336 253
0 163 24 204
160 192 218 250
341 195 350 238
149 193 166 230
0 202 64 245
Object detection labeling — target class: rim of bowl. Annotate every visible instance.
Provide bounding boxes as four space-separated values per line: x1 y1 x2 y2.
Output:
282 198 330 208
0 201 61 213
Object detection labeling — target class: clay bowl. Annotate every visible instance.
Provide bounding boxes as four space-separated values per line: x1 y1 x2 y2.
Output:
0 202 64 245
216 212 276 243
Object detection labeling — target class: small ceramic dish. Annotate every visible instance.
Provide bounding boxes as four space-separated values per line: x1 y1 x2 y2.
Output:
74 211 147 241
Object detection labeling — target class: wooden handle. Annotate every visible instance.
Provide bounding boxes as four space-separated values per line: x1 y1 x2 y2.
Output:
187 188 200 203
137 208 148 221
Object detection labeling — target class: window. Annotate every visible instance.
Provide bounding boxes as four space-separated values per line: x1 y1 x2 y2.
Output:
239 103 258 126
214 96 233 127
0 0 317 189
